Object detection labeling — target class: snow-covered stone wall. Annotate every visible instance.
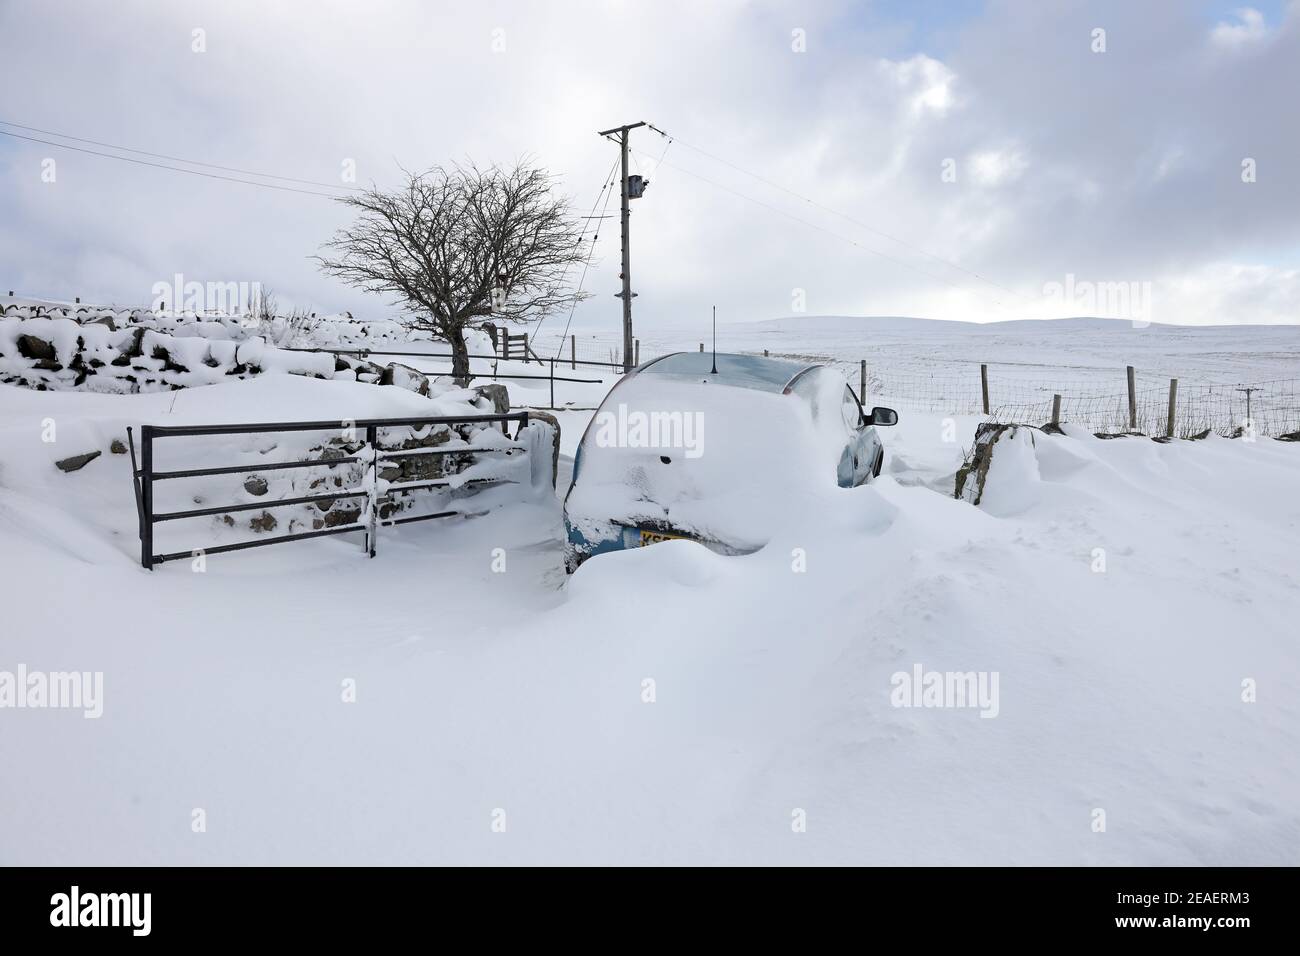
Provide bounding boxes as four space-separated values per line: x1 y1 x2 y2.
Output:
1 315 448 395
1 305 502 394
0 302 412 347
204 417 559 536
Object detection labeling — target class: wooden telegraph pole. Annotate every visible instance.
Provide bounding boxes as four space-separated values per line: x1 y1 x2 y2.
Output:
597 121 648 374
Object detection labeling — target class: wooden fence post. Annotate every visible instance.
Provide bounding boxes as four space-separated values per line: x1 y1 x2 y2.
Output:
1051 394 1062 426
980 364 990 415
522 333 530 365
699 343 704 352
1166 378 1178 438
570 334 576 370
634 339 640 367
502 335 510 361
860 360 868 407
1127 365 1137 430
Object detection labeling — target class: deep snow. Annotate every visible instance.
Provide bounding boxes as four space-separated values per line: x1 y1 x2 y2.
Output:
1 348 1298 865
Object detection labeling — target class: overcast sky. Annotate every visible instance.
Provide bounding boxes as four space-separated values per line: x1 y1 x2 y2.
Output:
1 0 1297 331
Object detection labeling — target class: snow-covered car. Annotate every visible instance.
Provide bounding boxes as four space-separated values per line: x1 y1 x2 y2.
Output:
563 351 897 570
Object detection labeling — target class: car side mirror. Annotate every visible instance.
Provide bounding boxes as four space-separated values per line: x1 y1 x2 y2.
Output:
867 406 898 426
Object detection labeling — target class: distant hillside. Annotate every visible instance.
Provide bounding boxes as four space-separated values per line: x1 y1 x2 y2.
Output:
737 315 1160 333
733 315 1296 333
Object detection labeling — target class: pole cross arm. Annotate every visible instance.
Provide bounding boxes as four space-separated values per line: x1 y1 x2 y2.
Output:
596 121 647 136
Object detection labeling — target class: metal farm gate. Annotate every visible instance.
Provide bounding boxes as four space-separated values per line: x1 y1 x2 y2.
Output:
126 412 531 569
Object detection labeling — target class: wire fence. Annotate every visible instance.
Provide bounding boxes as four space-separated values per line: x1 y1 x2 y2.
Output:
549 339 1300 438
509 331 626 368
778 353 1300 439
567 338 625 367
848 364 1300 439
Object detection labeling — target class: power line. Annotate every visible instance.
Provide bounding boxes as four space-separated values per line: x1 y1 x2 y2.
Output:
554 166 619 354
645 124 674 177
0 119 359 191
652 126 1031 305
543 160 622 356
0 129 347 198
529 157 619 344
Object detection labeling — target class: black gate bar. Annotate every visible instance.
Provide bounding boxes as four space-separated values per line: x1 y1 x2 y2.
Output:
142 412 527 437
152 456 362 481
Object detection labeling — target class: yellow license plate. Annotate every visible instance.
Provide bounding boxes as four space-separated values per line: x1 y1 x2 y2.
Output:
639 529 689 546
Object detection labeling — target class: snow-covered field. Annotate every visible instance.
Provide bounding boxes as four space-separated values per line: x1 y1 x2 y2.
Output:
540 316 1300 435
556 315 1300 386
2 321 1298 865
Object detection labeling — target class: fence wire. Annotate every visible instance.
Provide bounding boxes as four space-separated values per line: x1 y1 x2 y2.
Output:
984 380 1300 438
824 360 1300 439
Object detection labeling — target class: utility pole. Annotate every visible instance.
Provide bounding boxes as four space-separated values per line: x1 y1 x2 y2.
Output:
598 121 647 373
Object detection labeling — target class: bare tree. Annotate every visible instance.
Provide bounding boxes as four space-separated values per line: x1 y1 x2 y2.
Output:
318 161 590 383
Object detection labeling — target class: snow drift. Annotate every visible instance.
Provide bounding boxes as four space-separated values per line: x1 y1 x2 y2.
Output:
1 372 1297 864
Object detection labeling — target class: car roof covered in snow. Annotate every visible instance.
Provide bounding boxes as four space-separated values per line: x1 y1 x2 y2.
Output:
635 351 818 393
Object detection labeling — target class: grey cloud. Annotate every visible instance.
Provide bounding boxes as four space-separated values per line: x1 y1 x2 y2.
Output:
0 0 1295 326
